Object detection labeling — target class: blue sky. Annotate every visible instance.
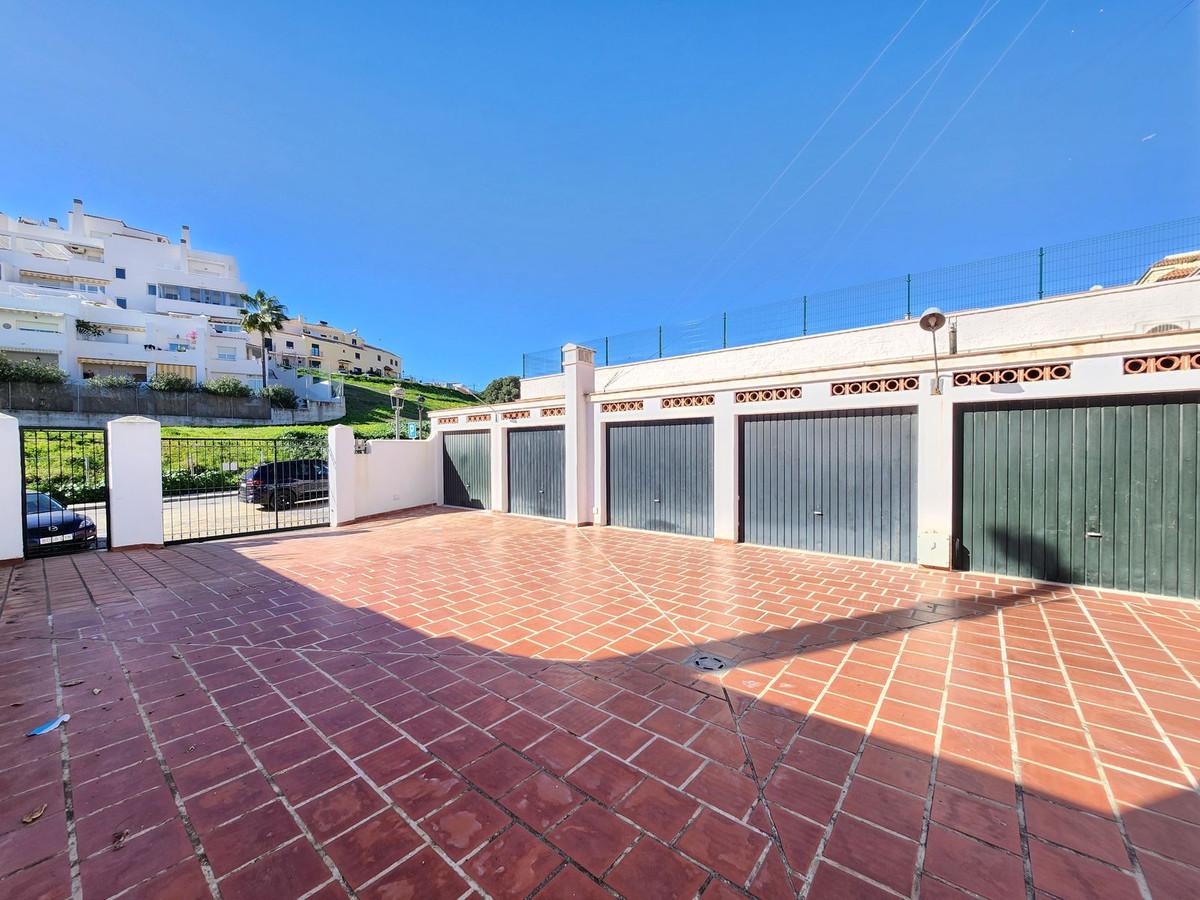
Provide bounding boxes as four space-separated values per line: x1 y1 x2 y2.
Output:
8 1 1198 386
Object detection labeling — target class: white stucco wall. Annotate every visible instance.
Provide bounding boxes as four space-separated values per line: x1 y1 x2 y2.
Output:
0 414 23 562
583 279 1198 395
519 374 565 400
353 438 440 519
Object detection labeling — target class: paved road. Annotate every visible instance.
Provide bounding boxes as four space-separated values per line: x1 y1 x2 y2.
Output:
162 490 329 542
57 491 329 550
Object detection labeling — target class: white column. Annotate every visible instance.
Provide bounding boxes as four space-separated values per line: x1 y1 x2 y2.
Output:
490 422 505 512
713 392 738 542
0 414 23 564
591 400 606 526
106 416 164 550
327 424 358 526
915 379 955 568
563 343 596 525
433 430 446 506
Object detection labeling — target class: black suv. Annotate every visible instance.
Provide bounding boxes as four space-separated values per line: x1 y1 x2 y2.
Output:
238 459 329 510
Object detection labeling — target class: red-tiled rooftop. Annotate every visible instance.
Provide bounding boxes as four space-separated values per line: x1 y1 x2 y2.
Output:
1 508 1198 899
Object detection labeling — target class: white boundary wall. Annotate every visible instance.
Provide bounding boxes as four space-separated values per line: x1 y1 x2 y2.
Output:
430 278 1200 568
327 425 440 526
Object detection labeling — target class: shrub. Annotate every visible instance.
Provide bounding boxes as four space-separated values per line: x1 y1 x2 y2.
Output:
147 372 196 393
0 354 69 384
201 376 253 398
259 385 297 409
161 468 238 494
481 375 519 404
87 375 138 390
25 477 106 505
277 429 327 460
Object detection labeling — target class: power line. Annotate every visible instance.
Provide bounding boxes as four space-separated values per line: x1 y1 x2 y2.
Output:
848 0 1051 246
673 0 931 304
801 0 994 287
693 0 1007 298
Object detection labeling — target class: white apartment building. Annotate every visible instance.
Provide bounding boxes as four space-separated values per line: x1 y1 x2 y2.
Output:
0 199 262 386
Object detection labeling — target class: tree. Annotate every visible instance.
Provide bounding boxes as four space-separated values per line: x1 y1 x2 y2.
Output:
239 290 288 387
481 375 520 404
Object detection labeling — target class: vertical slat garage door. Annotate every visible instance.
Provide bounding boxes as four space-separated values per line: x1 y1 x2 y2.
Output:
443 431 491 509
741 409 917 562
607 419 713 537
508 427 565 519
957 395 1199 598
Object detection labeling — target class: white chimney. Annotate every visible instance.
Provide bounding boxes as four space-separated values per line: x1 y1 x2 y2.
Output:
69 198 85 236
181 224 190 245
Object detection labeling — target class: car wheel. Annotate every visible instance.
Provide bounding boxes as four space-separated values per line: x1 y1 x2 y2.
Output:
271 491 296 511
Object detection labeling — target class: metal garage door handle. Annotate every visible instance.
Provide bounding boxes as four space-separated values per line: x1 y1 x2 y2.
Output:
813 510 824 516
538 489 545 494
653 498 661 503
1086 531 1103 538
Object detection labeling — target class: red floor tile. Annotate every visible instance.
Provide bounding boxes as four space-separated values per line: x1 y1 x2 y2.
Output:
4 508 1198 899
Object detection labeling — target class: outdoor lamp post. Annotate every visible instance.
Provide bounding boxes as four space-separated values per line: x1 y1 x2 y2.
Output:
415 394 426 437
919 307 947 395
389 387 405 437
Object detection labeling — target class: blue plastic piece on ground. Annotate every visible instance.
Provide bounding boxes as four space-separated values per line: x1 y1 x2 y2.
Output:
27 714 70 736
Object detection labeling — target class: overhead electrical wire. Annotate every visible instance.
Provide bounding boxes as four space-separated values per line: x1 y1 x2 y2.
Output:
846 0 1051 247
673 0 931 304
799 0 995 287
691 0 1007 299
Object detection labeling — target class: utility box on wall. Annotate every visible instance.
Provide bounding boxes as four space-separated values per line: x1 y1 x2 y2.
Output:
918 530 952 569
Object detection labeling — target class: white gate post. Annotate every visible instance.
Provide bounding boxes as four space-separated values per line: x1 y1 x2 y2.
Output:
327 425 358 526
563 343 596 525
0 414 23 564
106 416 164 550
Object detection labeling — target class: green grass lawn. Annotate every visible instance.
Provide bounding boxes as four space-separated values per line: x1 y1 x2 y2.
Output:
161 376 476 439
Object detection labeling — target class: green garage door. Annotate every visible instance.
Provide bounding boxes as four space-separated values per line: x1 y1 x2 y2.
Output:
607 420 713 537
443 431 491 509
741 408 917 562
957 395 1199 598
508 427 565 519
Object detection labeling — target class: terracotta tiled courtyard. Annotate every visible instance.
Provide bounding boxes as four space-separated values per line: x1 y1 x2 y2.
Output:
2 508 1199 899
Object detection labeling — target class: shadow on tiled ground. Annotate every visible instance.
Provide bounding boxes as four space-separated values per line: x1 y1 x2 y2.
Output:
1 508 1198 899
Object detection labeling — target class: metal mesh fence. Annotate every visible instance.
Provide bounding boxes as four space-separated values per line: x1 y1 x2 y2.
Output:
522 216 1200 376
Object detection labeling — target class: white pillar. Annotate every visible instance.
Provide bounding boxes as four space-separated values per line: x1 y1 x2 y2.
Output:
327 425 358 526
591 400 606 526
563 343 596 525
490 422 505 513
106 416 164 550
0 414 23 564
916 379 955 568
713 392 738 542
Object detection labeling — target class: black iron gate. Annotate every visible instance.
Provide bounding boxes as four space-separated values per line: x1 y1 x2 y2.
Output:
161 437 329 544
20 428 109 557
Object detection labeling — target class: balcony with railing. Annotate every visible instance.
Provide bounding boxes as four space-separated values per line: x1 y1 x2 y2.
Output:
76 330 133 345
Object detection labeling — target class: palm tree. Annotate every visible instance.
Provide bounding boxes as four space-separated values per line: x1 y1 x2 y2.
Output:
239 290 288 387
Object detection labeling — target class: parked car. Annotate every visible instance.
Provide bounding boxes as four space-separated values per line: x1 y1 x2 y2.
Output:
238 459 329 510
25 491 98 555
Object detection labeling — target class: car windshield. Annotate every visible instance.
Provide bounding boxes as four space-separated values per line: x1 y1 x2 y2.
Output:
26 493 65 514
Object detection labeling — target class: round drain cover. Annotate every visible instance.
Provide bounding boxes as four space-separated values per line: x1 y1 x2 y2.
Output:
689 654 727 672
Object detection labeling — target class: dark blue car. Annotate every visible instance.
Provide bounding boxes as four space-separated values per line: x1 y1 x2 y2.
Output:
25 491 98 555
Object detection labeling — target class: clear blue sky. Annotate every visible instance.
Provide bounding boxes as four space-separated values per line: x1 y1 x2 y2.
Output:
9 1 1198 386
